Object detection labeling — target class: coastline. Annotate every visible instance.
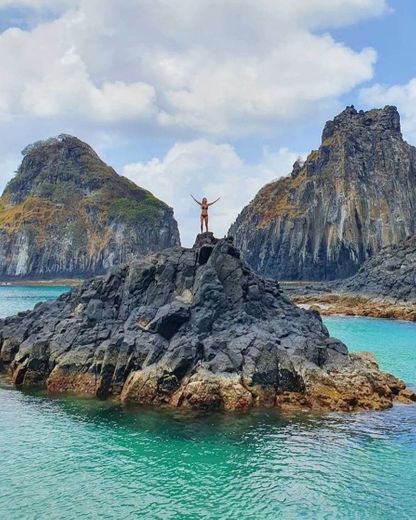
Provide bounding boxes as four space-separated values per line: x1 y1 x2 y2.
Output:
290 292 416 322
0 278 83 287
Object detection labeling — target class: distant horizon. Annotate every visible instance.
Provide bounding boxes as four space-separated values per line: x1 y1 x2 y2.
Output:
0 1 416 245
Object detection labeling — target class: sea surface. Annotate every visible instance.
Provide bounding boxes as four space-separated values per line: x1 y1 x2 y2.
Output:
0 286 415 520
0 285 70 318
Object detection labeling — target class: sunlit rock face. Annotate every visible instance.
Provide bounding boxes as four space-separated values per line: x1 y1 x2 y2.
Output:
1 234 414 412
0 135 180 279
230 106 416 280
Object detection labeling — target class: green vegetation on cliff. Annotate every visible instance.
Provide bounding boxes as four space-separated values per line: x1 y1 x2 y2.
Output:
0 134 180 279
2 134 168 223
108 195 165 224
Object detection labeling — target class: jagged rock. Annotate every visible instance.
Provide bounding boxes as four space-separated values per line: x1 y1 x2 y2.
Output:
0 235 414 411
147 302 190 339
0 135 180 279
230 106 416 280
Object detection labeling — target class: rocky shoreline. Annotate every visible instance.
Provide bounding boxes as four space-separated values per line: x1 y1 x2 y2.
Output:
282 236 416 321
294 294 416 321
1 279 83 287
282 285 416 322
0 234 414 412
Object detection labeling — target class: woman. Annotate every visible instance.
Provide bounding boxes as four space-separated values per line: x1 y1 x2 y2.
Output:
190 195 221 233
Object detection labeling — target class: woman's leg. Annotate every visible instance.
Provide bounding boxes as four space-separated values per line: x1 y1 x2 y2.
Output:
200 215 204 233
205 215 209 233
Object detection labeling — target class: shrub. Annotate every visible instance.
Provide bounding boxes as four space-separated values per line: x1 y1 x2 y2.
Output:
108 197 163 224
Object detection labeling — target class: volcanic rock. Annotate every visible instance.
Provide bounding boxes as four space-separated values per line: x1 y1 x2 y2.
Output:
340 235 416 302
0 234 414 411
282 236 416 321
230 106 416 280
0 135 180 279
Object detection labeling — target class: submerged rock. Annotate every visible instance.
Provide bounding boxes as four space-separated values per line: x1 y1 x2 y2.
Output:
0 234 414 411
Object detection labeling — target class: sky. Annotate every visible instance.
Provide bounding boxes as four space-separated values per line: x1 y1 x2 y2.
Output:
0 0 415 246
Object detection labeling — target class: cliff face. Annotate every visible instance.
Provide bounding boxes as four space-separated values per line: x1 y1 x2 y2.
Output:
0 234 414 412
0 135 180 279
230 106 416 280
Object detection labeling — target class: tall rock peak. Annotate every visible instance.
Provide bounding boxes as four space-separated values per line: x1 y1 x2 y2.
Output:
8 134 123 205
322 105 401 142
229 106 416 281
0 135 180 279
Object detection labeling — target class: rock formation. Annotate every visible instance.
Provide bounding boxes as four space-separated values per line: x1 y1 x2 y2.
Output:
230 106 416 280
282 236 416 321
340 235 416 302
0 135 180 279
0 234 413 412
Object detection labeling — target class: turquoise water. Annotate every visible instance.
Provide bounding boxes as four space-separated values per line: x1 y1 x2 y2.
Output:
0 285 70 318
1 289 416 519
324 316 416 384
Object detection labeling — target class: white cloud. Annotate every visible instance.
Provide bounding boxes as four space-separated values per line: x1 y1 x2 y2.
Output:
122 139 301 246
0 0 386 136
0 0 392 233
360 78 416 143
0 21 157 124
155 34 376 135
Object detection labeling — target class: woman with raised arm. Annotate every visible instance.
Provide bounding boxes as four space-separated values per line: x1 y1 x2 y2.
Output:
190 195 221 234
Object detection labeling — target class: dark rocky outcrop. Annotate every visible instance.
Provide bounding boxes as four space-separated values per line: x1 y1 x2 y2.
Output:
282 236 416 321
0 234 414 411
340 235 416 302
230 106 416 280
0 135 180 279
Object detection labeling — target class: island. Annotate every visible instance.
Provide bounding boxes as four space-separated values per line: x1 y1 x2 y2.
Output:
0 234 414 412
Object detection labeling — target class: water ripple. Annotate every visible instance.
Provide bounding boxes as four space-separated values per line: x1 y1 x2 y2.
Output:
1 300 416 519
1 383 416 520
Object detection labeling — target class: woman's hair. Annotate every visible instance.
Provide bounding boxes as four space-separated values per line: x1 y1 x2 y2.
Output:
202 197 207 204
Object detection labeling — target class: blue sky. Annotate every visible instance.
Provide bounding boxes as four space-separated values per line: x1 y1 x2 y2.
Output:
0 0 415 245
334 1 416 86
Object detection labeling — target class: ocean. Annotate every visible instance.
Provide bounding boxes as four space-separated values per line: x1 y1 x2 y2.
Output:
0 286 415 519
